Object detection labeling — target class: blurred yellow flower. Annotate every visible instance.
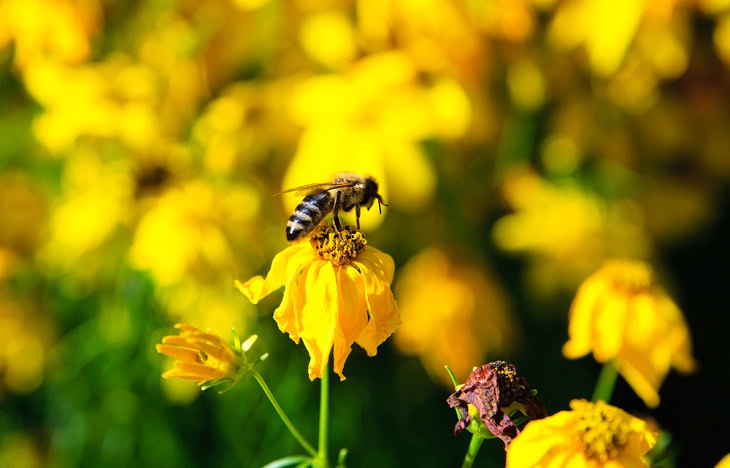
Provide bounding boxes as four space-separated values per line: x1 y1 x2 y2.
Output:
0 0 100 70
506 399 658 467
285 51 471 215
37 149 132 272
356 0 486 77
0 431 43 468
299 10 358 69
0 172 47 256
547 0 686 78
129 180 258 287
23 57 163 154
0 293 53 395
192 80 298 173
716 453 730 468
563 259 697 407
156 323 249 389
394 248 516 387
236 226 400 380
493 169 651 295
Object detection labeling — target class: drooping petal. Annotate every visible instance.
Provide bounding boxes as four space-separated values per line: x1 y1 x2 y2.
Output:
332 265 369 380
355 255 400 356
592 293 630 361
353 247 395 289
299 261 339 380
273 254 312 343
562 276 605 359
235 244 310 303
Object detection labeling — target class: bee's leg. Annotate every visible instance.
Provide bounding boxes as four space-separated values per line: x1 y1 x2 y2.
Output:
333 191 342 232
355 204 361 230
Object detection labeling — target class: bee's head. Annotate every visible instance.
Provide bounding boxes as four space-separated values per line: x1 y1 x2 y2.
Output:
363 177 388 213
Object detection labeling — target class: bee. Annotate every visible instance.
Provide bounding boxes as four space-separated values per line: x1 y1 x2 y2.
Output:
282 173 388 243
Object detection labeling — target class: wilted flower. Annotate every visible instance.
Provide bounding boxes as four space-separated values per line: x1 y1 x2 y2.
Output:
236 225 400 381
156 323 259 391
447 361 546 449
506 399 658 468
563 259 697 407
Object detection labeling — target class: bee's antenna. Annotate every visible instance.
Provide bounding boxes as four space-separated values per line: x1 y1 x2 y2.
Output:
376 195 388 214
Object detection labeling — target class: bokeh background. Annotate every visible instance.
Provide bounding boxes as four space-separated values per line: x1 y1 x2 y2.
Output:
2 0 730 466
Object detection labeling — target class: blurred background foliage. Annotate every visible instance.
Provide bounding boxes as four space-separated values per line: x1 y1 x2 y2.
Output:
1 0 729 466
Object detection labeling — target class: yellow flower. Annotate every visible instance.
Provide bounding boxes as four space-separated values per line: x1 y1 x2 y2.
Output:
156 324 249 389
394 248 516 388
716 453 730 468
563 259 697 407
506 399 658 468
236 226 400 381
493 168 651 296
0 0 99 70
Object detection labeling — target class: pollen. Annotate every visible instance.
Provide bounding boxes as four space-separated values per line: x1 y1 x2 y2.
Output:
493 361 528 405
310 225 367 266
571 400 631 462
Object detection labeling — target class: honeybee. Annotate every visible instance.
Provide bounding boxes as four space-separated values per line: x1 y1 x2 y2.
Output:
283 173 388 243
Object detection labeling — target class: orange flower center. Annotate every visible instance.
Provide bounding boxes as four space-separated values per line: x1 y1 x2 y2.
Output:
572 400 631 462
608 260 654 294
310 225 367 266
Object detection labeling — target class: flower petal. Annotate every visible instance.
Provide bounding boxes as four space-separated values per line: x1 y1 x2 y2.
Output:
355 259 401 356
506 411 577 467
236 244 310 303
298 261 339 380
331 265 369 380
353 246 395 288
156 344 200 362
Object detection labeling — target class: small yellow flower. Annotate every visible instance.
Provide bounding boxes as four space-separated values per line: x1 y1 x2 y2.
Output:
236 225 400 381
563 259 697 407
156 324 249 389
506 399 658 468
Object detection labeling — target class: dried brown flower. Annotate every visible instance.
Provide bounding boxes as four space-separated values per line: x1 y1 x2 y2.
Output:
447 361 546 449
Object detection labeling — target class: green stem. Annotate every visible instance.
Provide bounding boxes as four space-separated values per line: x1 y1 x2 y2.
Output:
461 434 484 468
251 369 317 458
317 364 330 468
591 361 619 403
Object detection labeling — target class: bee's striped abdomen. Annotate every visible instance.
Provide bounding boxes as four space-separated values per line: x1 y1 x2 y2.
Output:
286 191 334 243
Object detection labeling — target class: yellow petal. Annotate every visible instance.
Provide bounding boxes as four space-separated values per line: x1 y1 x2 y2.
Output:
273 259 311 343
354 246 395 285
235 244 308 303
299 261 339 380
355 261 400 356
563 276 606 359
615 350 663 408
592 293 629 361
506 411 579 467
156 344 199 362
332 265 369 380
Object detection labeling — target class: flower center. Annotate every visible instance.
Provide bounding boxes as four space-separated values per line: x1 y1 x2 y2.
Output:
493 361 527 406
310 225 367 266
198 349 240 376
609 260 653 293
572 400 631 462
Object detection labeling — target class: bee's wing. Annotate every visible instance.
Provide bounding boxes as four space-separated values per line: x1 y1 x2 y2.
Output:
276 181 354 197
